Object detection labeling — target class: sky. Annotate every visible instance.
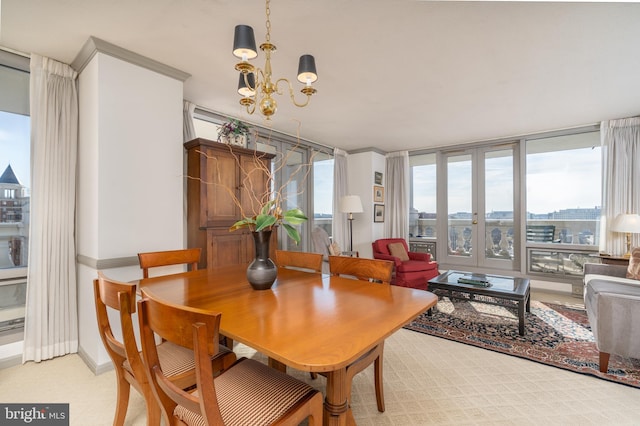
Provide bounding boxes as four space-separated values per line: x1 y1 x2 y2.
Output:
412 146 601 215
0 111 30 188
313 158 333 215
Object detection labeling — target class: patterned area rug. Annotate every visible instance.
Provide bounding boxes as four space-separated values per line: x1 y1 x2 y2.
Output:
404 296 640 388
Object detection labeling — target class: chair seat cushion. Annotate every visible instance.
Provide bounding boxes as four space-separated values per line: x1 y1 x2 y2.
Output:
174 358 315 425
396 260 437 273
123 342 232 378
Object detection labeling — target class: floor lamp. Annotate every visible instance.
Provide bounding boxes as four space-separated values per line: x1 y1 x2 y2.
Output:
611 213 640 258
339 195 363 253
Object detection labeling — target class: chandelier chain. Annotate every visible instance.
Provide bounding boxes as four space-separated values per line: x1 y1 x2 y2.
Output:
265 0 271 43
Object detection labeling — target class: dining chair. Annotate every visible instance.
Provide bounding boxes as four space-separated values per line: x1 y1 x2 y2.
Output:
326 255 394 412
137 248 202 278
328 255 394 284
138 248 233 349
275 249 323 273
137 288 324 426
94 272 236 426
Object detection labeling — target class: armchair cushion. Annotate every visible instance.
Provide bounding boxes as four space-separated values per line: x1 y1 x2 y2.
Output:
388 243 409 261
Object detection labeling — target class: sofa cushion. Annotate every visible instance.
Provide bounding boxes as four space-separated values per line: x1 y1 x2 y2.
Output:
627 247 640 280
388 242 409 261
584 274 640 288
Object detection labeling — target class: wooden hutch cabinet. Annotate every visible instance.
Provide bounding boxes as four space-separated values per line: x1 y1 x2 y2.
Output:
185 138 276 269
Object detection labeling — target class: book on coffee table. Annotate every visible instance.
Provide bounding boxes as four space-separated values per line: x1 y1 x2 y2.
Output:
457 275 492 287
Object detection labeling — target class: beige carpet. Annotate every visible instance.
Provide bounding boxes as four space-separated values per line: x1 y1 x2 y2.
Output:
1 292 640 425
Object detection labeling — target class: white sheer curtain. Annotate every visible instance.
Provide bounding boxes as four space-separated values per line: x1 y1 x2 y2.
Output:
23 54 79 363
332 148 349 250
600 117 640 255
385 151 410 240
183 100 197 142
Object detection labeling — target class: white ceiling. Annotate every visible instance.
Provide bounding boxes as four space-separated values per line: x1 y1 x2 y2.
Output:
2 1 639 152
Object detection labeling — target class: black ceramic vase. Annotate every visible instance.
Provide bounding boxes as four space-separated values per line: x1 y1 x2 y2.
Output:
246 230 278 290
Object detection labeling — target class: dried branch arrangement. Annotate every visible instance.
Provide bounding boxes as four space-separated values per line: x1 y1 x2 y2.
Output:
191 121 317 244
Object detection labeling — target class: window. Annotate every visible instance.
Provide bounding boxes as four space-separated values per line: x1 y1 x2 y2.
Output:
410 153 437 239
409 126 601 283
526 131 601 247
0 51 30 338
313 153 333 237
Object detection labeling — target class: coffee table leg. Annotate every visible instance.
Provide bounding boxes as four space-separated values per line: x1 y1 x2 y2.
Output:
518 300 525 336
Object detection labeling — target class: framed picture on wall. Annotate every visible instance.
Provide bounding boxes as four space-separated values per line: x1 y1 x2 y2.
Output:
374 172 383 185
373 185 384 202
374 204 385 222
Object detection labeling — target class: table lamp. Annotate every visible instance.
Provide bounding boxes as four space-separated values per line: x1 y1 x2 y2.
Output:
339 195 363 252
610 213 640 258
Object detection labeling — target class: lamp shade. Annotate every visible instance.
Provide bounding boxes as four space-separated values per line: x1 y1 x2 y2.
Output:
297 54 318 84
339 195 363 214
610 213 640 233
237 72 256 97
233 25 258 60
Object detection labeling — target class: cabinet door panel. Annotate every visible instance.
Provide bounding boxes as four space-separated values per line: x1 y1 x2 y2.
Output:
208 229 246 268
205 150 239 225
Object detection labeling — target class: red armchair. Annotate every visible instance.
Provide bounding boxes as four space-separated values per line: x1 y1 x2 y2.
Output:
372 238 439 290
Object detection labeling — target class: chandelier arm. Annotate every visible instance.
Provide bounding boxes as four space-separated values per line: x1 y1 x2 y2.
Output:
274 77 312 108
239 68 267 115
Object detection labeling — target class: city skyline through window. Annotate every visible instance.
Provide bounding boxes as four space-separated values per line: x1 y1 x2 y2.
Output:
0 111 30 189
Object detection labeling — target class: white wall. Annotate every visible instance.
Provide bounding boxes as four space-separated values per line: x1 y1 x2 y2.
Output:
347 151 386 258
76 52 185 372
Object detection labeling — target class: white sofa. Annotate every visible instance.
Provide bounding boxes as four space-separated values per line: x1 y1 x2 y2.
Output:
583 263 640 372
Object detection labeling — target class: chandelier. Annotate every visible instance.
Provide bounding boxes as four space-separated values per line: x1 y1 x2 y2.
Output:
232 0 318 119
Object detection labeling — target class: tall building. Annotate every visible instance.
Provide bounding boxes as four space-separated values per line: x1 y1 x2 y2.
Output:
0 164 29 267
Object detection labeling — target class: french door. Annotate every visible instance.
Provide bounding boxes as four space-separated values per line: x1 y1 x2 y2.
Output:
440 144 520 271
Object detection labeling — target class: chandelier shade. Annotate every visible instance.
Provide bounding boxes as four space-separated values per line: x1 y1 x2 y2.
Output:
237 72 256 97
297 54 318 84
232 25 257 60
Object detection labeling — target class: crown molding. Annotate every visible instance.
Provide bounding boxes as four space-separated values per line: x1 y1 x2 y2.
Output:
71 36 190 82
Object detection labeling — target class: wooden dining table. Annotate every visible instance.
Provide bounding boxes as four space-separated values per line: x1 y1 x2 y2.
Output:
137 264 437 426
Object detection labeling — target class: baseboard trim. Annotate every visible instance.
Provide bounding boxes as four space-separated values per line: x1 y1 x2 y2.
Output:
77 346 113 375
0 354 22 369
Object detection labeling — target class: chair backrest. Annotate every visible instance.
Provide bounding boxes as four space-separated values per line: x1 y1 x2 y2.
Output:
372 238 409 256
138 288 225 424
138 248 201 278
526 225 555 242
329 256 394 284
275 250 323 273
93 272 145 385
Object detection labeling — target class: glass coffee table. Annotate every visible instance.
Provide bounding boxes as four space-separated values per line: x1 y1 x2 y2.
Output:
428 270 531 335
